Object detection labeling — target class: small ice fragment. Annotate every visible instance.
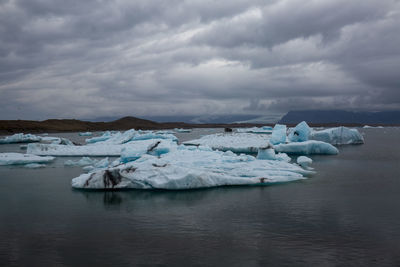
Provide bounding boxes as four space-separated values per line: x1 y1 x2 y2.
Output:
79 132 92 136
297 156 312 169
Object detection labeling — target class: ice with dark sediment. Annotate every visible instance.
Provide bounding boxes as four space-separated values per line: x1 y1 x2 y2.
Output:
72 145 313 190
0 153 54 166
0 133 42 144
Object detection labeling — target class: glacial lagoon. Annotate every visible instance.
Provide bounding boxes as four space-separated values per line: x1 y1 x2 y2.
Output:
0 127 400 265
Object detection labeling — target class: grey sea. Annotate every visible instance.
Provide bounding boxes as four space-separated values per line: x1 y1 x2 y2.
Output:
0 128 399 266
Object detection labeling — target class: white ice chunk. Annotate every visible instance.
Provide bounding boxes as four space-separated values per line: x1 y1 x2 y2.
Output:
270 124 287 145
297 156 312 169
0 153 54 165
86 131 113 144
236 126 273 134
288 121 311 142
174 128 192 133
256 147 291 162
310 126 364 145
183 133 270 153
79 132 92 136
363 125 384 129
0 133 41 144
72 146 313 190
274 140 339 155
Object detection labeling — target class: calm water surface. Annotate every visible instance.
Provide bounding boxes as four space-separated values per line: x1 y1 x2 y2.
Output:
0 128 399 266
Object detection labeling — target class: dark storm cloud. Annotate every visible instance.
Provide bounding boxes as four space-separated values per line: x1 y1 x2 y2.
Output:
0 0 399 120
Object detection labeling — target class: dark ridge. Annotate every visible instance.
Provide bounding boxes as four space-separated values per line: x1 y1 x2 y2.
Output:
0 116 270 134
279 110 400 125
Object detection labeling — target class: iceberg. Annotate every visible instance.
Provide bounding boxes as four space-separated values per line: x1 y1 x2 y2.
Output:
297 156 312 169
236 126 273 134
79 132 92 136
72 145 313 190
86 131 113 144
0 153 54 166
310 126 364 145
270 124 287 145
27 139 175 157
363 125 384 129
64 157 98 166
0 133 41 144
274 140 339 155
288 121 311 142
183 133 270 153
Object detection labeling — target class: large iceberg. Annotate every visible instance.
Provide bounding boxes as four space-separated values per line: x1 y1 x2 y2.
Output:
0 153 54 165
72 145 313 190
86 129 177 145
183 133 270 153
0 133 41 144
310 126 364 145
27 139 175 157
236 126 273 134
270 124 287 145
288 121 311 142
274 140 339 155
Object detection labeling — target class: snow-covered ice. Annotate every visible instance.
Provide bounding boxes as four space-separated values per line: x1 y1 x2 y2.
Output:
288 121 311 142
236 126 273 134
270 124 287 145
0 153 54 165
72 145 313 190
310 126 364 145
274 140 339 155
183 133 270 153
0 133 41 144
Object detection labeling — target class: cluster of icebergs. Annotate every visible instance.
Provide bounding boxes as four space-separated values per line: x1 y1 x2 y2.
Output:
0 122 364 190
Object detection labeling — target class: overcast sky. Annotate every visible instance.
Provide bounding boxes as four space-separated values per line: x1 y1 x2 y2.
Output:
0 0 399 120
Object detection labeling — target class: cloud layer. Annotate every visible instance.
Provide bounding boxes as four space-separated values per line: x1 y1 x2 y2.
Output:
1 0 399 120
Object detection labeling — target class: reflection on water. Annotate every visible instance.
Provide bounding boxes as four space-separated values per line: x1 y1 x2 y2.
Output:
1 128 400 265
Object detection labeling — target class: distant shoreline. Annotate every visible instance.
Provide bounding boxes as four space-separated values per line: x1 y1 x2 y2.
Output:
0 117 398 134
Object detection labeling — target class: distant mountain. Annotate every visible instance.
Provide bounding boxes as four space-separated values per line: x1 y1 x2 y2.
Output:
279 110 400 125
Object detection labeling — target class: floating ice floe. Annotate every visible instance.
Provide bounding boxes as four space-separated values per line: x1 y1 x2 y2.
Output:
270 124 287 145
120 140 176 163
310 126 364 145
72 145 313 190
183 133 270 153
274 140 339 155
79 132 92 136
24 163 46 168
174 128 192 133
0 153 54 166
288 121 311 142
27 139 175 157
68 157 110 172
64 157 98 166
363 125 384 129
236 126 273 134
86 129 177 145
0 133 42 144
297 156 313 169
